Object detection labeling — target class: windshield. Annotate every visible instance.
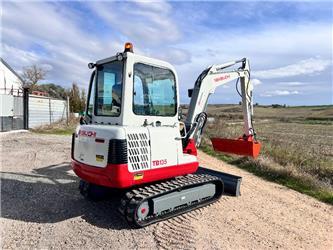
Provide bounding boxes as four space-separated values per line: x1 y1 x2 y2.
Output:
95 60 123 116
133 63 177 116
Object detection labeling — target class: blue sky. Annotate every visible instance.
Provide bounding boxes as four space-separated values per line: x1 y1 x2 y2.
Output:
1 1 332 105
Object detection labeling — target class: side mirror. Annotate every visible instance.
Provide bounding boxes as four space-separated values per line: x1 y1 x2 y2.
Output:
178 106 184 121
188 88 193 98
175 121 187 140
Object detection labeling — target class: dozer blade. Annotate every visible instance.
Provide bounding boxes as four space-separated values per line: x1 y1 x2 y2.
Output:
196 167 242 196
210 137 261 158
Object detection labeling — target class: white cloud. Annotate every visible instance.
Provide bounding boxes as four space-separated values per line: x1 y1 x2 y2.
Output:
179 23 331 67
88 1 181 46
40 64 53 72
251 78 262 86
260 90 300 97
277 81 306 86
133 0 171 13
152 48 192 65
1 2 331 105
1 2 124 88
2 1 190 90
2 1 185 88
2 44 40 66
173 22 331 103
253 58 331 79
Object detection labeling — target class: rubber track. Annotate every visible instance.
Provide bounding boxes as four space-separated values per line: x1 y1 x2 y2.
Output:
118 174 223 227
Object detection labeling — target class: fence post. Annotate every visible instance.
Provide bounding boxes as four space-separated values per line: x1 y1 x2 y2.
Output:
23 87 29 130
66 96 70 126
49 98 52 124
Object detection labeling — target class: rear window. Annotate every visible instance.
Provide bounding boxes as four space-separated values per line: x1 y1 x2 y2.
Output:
95 60 123 116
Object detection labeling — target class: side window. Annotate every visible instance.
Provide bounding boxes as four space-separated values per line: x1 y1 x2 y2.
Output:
87 72 95 117
133 75 145 114
133 63 177 116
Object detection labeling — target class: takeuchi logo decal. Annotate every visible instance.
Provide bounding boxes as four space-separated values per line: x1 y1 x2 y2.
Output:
214 75 230 82
79 130 96 137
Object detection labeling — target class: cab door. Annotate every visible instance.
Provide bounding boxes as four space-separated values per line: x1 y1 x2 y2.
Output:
128 57 181 169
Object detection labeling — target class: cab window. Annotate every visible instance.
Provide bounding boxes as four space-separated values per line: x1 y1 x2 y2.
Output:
133 63 177 116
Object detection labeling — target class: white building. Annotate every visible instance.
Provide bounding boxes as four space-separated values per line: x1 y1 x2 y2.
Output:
0 57 24 96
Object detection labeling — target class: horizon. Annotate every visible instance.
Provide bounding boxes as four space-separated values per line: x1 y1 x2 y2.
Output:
2 1 332 105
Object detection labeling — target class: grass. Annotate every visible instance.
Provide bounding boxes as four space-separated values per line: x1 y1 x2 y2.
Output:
201 144 333 204
199 104 333 205
31 117 78 135
33 127 75 135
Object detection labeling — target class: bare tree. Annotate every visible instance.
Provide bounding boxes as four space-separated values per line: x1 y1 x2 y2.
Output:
21 65 47 90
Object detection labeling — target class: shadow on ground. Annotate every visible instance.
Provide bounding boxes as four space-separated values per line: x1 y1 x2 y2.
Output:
1 163 129 230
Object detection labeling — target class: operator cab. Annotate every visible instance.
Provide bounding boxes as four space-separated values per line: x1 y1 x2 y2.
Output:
74 43 194 181
83 43 180 128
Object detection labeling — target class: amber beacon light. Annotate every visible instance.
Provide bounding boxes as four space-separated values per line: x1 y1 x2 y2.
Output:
124 42 134 53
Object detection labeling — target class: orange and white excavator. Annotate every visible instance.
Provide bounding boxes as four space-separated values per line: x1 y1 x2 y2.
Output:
71 43 261 227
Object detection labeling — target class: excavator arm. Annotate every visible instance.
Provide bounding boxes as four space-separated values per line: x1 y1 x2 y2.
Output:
184 58 261 158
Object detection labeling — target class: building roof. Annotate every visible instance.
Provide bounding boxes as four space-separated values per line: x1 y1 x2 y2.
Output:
0 57 24 83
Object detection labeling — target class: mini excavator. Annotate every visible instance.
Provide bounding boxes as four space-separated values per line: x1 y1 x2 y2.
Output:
71 43 261 227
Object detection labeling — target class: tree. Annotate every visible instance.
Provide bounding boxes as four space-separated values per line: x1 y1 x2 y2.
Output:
21 65 47 91
34 83 67 99
80 89 86 112
69 82 86 113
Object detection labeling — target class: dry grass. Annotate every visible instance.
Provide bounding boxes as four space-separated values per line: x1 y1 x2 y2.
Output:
199 105 333 204
31 116 79 135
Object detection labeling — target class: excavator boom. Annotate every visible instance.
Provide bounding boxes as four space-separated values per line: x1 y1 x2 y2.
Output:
185 58 261 157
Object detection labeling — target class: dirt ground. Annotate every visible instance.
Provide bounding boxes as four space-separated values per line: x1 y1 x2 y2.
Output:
1 132 332 249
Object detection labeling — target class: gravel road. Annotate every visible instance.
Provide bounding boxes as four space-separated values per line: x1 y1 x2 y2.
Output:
1 132 332 249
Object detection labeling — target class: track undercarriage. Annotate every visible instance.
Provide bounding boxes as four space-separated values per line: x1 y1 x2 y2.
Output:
119 174 223 227
79 174 224 227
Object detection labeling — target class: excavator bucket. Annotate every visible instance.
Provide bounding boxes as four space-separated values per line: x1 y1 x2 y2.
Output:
210 137 261 158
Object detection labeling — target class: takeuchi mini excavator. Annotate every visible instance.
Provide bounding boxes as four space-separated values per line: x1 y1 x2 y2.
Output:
71 43 261 227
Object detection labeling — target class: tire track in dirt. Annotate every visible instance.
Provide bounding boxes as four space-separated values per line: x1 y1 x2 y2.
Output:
154 211 199 249
2 133 332 249
153 201 224 249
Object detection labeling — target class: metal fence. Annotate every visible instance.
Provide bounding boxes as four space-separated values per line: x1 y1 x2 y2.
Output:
0 94 24 131
29 95 68 128
0 93 68 131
